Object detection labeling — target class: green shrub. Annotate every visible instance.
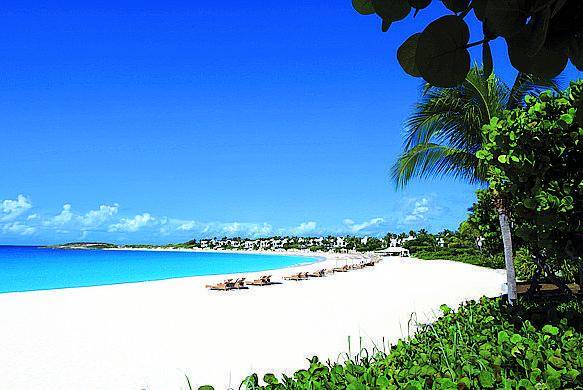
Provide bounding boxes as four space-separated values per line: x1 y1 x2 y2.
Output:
413 248 505 269
514 247 537 281
240 298 583 389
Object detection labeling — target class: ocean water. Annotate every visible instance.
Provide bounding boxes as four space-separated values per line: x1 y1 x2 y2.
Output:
0 246 318 294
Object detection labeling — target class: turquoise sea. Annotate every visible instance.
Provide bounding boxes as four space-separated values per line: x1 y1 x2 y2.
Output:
0 246 318 294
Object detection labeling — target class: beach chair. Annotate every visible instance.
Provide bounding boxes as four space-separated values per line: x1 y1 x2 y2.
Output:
307 269 326 277
332 265 350 272
205 279 235 291
246 275 272 286
233 277 247 289
283 272 308 281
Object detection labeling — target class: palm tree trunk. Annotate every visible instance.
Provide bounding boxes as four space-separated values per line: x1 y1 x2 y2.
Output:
497 205 517 304
497 71 527 306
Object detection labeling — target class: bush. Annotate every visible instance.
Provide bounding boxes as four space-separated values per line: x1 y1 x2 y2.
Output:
514 247 537 281
239 298 583 389
413 247 505 269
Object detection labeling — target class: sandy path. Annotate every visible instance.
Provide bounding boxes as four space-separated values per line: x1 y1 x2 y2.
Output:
0 255 506 389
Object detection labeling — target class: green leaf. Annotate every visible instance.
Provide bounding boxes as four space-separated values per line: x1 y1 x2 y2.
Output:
542 324 559 336
415 15 470 87
198 386 214 390
510 333 522 344
498 155 508 163
441 0 470 13
508 40 568 79
352 0 375 15
484 0 524 37
372 0 411 22
408 0 431 10
479 370 495 388
263 373 279 384
397 33 422 77
439 304 451 314
560 113 573 124
523 6 551 57
549 356 566 369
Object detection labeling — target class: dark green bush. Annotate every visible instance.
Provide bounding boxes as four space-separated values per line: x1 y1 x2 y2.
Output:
240 298 583 389
413 248 505 269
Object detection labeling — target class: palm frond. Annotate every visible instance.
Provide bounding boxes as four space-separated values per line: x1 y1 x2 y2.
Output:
508 73 562 109
392 143 487 188
393 66 554 189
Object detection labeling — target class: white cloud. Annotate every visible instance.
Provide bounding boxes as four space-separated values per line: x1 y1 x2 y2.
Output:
46 204 74 226
27 213 39 221
79 204 119 226
1 195 33 222
44 203 119 230
219 222 272 237
176 220 199 231
289 221 318 235
108 213 155 233
343 217 384 233
403 197 430 224
2 222 36 236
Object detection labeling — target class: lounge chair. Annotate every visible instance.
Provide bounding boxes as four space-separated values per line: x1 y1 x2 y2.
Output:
283 272 308 281
307 269 326 277
232 277 247 289
332 265 350 272
246 275 272 286
205 278 235 290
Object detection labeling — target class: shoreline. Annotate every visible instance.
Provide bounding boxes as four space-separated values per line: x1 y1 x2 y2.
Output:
1 247 343 296
0 255 506 389
1 247 366 296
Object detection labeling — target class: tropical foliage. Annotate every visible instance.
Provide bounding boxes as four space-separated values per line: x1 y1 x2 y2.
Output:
478 80 583 287
464 189 503 256
392 67 556 187
352 0 583 87
237 298 583 389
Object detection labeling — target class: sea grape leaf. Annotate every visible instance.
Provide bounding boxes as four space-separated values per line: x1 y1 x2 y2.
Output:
398 33 422 77
484 0 525 38
483 41 493 77
479 370 495 388
472 0 488 21
569 37 583 70
408 0 431 10
352 0 375 15
415 15 470 87
372 0 411 22
441 0 470 13
523 6 551 56
508 40 568 79
263 373 279 384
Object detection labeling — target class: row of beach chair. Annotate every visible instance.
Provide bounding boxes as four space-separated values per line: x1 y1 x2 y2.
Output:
206 275 273 290
205 256 382 291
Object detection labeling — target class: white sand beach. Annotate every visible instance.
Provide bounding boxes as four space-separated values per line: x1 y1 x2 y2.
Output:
0 254 506 390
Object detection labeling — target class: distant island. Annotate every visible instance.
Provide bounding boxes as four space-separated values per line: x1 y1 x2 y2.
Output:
50 242 119 249
49 231 445 254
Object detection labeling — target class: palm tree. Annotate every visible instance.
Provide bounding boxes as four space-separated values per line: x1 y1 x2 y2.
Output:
392 67 557 305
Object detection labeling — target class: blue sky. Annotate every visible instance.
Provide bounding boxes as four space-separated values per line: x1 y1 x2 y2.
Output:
1 1 581 245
